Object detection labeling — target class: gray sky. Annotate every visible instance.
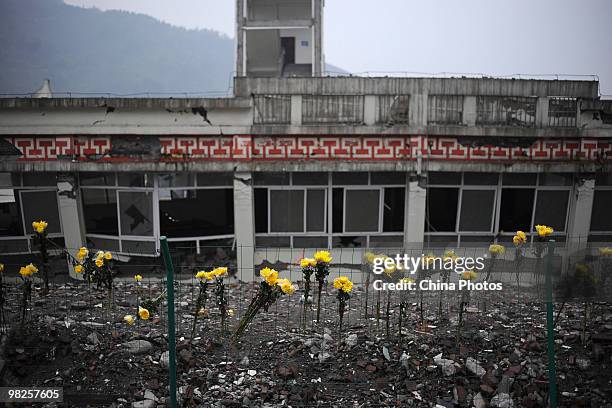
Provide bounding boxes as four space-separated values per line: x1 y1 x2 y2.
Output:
64 0 612 95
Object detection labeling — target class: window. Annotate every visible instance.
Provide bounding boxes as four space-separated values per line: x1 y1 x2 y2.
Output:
425 172 572 246
590 174 612 241
20 190 62 234
253 95 291 124
428 95 463 125
81 189 119 236
159 189 233 238
378 95 410 124
119 192 154 236
254 172 405 248
302 95 364 124
0 198 23 236
549 97 577 127
476 96 536 127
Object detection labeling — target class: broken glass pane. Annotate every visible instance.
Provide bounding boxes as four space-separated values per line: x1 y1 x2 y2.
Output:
21 190 62 234
0 196 22 236
119 191 154 236
159 189 234 238
81 189 119 235
534 190 569 232
499 188 535 233
426 188 458 232
383 187 405 232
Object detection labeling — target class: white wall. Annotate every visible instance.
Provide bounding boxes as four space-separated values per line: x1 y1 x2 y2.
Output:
280 28 312 65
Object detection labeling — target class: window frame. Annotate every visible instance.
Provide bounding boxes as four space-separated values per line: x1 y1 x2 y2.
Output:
589 179 612 241
425 172 572 247
0 175 64 255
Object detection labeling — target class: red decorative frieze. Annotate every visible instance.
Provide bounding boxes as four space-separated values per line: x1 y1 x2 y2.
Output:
4 135 611 163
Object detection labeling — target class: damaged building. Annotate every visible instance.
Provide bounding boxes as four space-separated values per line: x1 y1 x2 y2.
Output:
0 0 611 279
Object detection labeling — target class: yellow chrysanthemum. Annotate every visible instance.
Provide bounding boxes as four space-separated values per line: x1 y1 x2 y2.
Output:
364 252 377 264
314 250 332 264
489 244 506 255
399 277 415 284
598 247 612 256
443 250 458 261
74 264 84 274
260 267 279 285
461 270 478 281
535 225 554 238
0 263 4 273
575 263 590 274
341 280 353 293
26 263 38 274
138 307 150 320
104 251 112 260
277 279 296 295
213 267 228 277
124 315 135 326
19 266 32 277
134 274 142 282
300 258 316 268
32 220 48 234
95 258 104 268
77 247 88 261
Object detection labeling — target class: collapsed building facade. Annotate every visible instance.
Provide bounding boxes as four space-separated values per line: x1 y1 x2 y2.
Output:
0 0 611 279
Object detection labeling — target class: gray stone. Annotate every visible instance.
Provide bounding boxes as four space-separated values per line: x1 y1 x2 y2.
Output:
131 400 155 408
473 393 487 408
490 393 514 408
345 334 358 347
159 351 170 369
122 340 153 355
318 352 332 363
433 354 456 376
86 332 100 345
466 357 486 377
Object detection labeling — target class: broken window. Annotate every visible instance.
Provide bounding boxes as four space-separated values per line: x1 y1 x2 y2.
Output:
253 95 291 124
20 190 62 234
549 97 577 127
118 173 154 188
119 191 154 236
159 189 234 238
378 95 410 124
426 188 459 232
158 173 195 188
0 197 22 236
428 95 463 125
590 190 612 232
499 188 535 233
22 172 57 186
476 96 536 127
382 187 405 232
534 190 569 232
302 95 364 124
81 189 119 235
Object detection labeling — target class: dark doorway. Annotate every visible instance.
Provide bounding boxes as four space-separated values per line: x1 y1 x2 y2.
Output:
280 37 295 65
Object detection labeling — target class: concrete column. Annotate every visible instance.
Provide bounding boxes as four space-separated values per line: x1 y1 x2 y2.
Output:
235 0 245 76
233 171 255 280
567 177 595 250
290 95 302 125
463 96 476 126
57 173 85 279
536 97 549 128
403 176 426 250
363 95 376 125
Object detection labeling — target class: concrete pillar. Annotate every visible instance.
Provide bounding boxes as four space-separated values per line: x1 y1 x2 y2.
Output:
57 173 85 279
290 95 302 125
463 96 476 126
567 177 595 251
403 176 426 250
536 97 549 128
233 171 255 280
235 0 246 76
363 95 376 125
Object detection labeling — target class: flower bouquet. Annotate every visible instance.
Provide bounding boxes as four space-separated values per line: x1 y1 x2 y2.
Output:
333 276 353 333
313 250 332 322
232 267 296 341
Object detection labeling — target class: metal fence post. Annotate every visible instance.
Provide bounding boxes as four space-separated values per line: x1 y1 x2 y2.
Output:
546 240 558 408
160 236 177 408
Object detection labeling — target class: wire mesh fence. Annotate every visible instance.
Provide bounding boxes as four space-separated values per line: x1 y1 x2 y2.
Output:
0 240 610 407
